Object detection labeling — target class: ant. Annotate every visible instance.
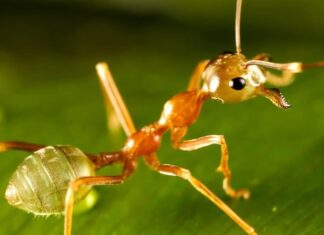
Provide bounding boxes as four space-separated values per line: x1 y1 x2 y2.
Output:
1 0 324 234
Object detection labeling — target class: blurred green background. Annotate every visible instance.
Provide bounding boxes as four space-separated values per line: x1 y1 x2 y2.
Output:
0 0 323 234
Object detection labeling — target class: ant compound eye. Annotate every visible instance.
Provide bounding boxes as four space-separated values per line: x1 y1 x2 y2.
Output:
229 77 246 90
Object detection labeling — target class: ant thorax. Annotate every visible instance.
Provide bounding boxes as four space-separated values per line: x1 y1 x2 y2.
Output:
201 53 266 103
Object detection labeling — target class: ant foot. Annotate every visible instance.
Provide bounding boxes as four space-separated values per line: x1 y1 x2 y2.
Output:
222 178 251 200
216 165 223 173
230 188 250 200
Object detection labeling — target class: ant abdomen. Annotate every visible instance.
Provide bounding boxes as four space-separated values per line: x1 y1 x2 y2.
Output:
5 146 96 215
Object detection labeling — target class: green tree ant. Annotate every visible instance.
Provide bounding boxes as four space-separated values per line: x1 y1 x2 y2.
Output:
1 0 324 234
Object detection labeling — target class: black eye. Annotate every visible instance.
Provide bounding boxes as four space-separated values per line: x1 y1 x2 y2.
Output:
229 77 246 90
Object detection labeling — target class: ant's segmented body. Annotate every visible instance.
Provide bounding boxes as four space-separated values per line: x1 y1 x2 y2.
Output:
1 0 324 234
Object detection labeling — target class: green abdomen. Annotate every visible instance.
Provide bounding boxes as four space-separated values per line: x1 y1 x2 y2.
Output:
5 146 96 215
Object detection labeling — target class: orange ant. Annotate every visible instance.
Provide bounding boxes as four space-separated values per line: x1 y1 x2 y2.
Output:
1 0 324 234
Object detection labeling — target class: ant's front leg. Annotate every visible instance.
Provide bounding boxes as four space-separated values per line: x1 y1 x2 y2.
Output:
187 60 210 91
253 53 271 62
171 127 250 199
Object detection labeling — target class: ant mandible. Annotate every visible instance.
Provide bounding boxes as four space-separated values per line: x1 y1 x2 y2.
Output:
1 0 324 234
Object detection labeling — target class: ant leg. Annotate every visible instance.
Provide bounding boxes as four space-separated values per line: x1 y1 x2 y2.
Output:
96 62 136 136
64 160 136 235
252 53 271 62
144 154 256 235
172 129 250 199
0 141 44 153
0 141 116 166
64 176 123 235
265 71 297 87
187 60 209 91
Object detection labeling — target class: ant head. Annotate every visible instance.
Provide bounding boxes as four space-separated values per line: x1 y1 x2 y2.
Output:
201 52 292 109
201 52 263 102
200 0 295 109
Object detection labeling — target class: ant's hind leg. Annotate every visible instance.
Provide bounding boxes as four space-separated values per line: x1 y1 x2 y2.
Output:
64 176 124 235
96 62 136 136
187 60 210 91
64 160 136 235
0 141 44 153
172 130 250 199
0 141 112 164
144 154 256 235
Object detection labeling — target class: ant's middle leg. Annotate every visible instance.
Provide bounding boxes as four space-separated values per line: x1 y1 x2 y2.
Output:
0 141 45 153
144 154 256 235
64 159 136 235
171 128 250 199
96 62 136 136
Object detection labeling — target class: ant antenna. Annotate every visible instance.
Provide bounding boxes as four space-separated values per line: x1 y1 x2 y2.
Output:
246 60 303 73
302 61 324 70
235 0 243 54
